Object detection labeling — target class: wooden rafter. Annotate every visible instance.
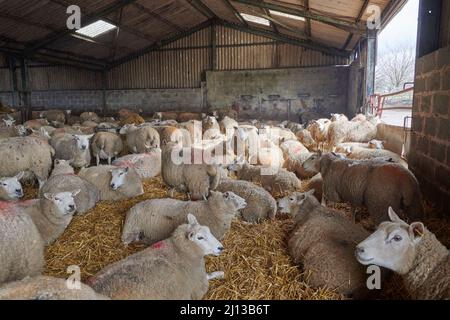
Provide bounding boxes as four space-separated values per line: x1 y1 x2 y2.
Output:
132 3 186 33
342 0 370 50
222 0 248 26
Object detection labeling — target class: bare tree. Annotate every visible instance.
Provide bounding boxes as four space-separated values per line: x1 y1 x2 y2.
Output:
375 44 416 93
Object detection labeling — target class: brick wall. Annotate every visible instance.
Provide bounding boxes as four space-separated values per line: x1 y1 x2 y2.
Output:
409 45 450 215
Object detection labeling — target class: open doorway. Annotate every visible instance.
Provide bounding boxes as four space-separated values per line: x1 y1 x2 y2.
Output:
375 0 420 127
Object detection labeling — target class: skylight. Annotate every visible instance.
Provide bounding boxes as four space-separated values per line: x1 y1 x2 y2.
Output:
75 20 117 38
241 13 271 26
269 10 306 21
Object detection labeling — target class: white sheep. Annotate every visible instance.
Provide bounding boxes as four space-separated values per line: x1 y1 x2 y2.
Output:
119 124 160 153
0 201 45 286
79 112 100 123
278 190 370 297
0 276 109 300
327 116 378 148
50 159 74 177
345 146 408 168
89 214 224 299
302 152 423 224
78 165 144 201
50 133 94 168
217 178 276 223
356 207 449 299
122 191 246 245
161 142 221 200
0 136 54 187
112 148 161 179
39 172 100 215
0 172 24 200
91 131 124 166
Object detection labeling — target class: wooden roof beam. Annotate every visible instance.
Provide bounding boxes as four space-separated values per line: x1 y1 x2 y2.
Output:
132 3 186 33
186 0 220 20
222 0 248 26
232 0 366 34
25 0 140 54
342 0 370 50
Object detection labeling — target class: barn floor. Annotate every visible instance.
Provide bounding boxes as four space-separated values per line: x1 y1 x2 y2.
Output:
22 176 450 300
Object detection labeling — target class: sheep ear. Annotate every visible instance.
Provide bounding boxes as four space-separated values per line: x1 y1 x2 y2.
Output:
15 171 24 180
187 213 198 226
43 193 54 201
305 189 315 197
68 159 74 165
388 207 402 223
317 150 322 157
72 189 81 196
87 134 94 139
409 222 425 243
72 134 79 140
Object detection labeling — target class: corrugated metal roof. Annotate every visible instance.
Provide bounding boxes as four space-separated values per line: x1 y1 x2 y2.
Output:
0 0 399 66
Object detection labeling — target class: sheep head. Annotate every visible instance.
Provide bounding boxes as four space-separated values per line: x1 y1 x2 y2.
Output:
43 189 80 215
355 207 425 274
0 172 24 199
185 214 224 257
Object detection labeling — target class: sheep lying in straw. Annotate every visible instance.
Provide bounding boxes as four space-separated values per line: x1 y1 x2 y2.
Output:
50 159 74 177
78 165 143 201
302 152 423 224
112 149 161 179
0 202 44 286
278 190 370 297
19 190 80 246
344 146 408 168
327 115 378 148
50 133 94 169
89 214 224 300
161 142 221 200
0 172 24 200
91 132 123 166
80 111 100 123
0 136 54 187
122 191 246 245
217 178 276 223
356 207 450 299
119 124 160 154
0 276 109 300
39 172 100 215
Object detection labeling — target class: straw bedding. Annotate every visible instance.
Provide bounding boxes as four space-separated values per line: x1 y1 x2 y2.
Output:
21 176 449 300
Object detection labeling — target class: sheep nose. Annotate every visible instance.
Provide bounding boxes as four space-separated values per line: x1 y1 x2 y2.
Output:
355 246 365 255
69 204 75 210
218 247 224 252
81 146 87 150
16 189 22 193
110 183 115 189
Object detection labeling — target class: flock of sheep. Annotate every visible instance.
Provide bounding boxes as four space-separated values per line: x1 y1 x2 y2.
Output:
0 107 448 300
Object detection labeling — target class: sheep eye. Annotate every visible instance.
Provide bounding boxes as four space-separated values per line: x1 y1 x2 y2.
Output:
393 235 402 242
55 197 60 201
197 236 204 240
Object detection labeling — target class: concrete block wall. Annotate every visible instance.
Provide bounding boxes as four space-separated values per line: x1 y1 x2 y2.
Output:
409 45 450 215
31 90 104 112
206 66 351 121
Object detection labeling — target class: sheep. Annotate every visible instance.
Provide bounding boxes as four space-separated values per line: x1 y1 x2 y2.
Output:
302 173 323 202
119 124 160 154
122 190 245 246
330 113 349 122
24 119 49 130
0 172 24 200
217 178 276 223
177 112 202 122
327 116 378 148
50 133 93 168
344 146 408 168
249 140 284 171
0 124 27 140
40 110 66 126
356 207 450 300
227 160 262 183
0 201 45 285
260 167 301 194
119 113 145 126
161 142 221 200
39 173 100 215
302 152 423 224
17 190 80 245
202 116 220 134
97 122 119 133
219 116 238 133
351 114 366 122
0 276 109 300
232 125 259 161
278 190 370 297
296 128 316 150
334 139 384 153
67 115 81 126
155 125 191 147
153 111 178 121
117 108 134 121
81 120 98 128
284 151 314 179
180 120 202 144
91 132 124 166
0 136 54 187
50 159 74 177
78 165 143 201
306 118 331 150
112 149 161 179
80 112 100 123
280 140 309 159
89 214 224 299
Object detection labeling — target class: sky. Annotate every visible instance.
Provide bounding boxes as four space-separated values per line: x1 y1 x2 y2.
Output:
377 0 420 55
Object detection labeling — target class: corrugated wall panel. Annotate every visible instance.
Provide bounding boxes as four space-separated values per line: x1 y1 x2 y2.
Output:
107 25 348 89
0 69 11 91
